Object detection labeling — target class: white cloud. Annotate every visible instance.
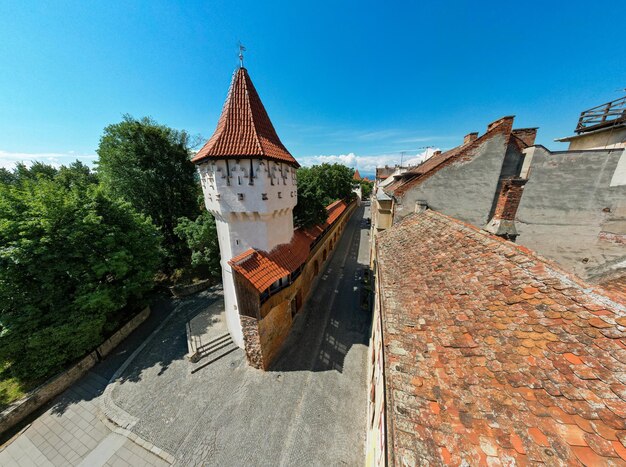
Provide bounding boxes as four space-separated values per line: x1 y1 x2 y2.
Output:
300 147 440 173
0 150 97 170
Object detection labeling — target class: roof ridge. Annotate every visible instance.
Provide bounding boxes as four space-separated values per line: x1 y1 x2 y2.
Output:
241 68 265 155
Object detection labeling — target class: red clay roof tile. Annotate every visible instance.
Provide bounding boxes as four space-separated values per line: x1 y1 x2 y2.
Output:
229 200 348 292
192 67 299 167
376 210 626 465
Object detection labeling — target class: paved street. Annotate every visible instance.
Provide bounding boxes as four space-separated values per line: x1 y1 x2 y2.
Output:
0 204 371 466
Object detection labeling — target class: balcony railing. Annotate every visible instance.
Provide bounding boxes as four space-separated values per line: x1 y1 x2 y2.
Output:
576 96 626 134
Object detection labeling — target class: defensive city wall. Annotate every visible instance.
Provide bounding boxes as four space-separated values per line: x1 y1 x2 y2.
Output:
230 200 356 369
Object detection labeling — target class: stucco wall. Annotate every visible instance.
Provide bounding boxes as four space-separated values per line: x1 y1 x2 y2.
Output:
567 127 626 150
516 147 626 280
394 133 514 226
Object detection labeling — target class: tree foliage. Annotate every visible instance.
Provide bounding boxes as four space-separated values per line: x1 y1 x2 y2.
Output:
0 163 162 380
360 179 374 199
294 163 355 228
96 115 200 268
174 210 221 279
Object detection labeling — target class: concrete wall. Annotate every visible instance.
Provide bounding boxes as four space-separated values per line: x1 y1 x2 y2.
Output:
394 133 515 226
0 307 150 436
516 146 626 280
566 127 626 150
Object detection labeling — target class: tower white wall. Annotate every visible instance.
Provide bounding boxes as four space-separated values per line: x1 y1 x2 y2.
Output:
198 158 298 348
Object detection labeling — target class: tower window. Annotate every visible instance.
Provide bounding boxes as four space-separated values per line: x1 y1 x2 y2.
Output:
278 192 282 198
290 191 294 197
215 194 221 200
262 193 268 200
238 193 244 201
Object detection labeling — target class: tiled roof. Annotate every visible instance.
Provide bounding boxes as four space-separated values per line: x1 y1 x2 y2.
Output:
353 169 361 180
376 166 396 181
230 200 348 292
376 210 626 465
192 67 299 167
385 117 517 198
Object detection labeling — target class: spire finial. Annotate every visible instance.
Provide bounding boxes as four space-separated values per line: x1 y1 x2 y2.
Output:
238 42 246 68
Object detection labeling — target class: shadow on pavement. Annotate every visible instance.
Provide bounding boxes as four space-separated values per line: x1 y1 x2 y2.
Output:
269 205 372 373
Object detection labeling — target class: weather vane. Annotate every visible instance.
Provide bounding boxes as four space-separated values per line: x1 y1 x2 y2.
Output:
238 42 246 68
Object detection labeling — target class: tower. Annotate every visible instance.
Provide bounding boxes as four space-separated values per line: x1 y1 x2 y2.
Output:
192 66 299 348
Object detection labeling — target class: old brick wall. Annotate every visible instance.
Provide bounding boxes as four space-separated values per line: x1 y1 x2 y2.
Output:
516 147 626 280
258 302 292 367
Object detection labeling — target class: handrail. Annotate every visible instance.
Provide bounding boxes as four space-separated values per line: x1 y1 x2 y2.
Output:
576 96 626 134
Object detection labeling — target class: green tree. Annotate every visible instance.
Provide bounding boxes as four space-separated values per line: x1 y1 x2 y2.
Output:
293 163 355 228
360 179 373 199
0 164 162 380
96 115 200 268
174 210 221 279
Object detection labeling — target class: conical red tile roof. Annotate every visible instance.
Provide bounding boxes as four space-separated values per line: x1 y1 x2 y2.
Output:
192 67 299 167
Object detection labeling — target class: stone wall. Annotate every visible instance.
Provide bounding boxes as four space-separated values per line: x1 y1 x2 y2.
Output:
516 146 626 280
169 279 212 298
0 307 150 436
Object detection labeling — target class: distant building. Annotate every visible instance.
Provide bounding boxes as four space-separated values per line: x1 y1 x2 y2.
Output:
555 96 626 150
193 65 355 368
353 169 362 181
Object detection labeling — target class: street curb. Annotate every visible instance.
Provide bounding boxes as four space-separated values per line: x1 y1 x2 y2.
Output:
99 286 223 466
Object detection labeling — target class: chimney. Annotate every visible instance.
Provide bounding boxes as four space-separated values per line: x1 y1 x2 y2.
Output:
463 132 479 145
415 200 429 213
486 116 515 134
484 177 527 241
512 128 538 147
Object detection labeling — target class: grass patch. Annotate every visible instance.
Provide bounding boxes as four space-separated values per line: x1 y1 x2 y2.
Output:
0 377 26 410
0 364 42 411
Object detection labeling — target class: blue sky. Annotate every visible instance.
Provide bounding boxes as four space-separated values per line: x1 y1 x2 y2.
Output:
1 0 625 175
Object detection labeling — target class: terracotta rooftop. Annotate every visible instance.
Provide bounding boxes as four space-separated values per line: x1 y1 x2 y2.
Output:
353 169 362 181
230 200 348 292
385 117 517 198
376 210 626 465
192 67 299 167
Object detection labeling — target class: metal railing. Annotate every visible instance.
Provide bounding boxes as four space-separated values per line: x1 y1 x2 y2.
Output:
576 96 626 134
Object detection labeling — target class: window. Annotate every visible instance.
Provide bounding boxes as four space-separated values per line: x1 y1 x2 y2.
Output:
278 192 282 199
237 193 244 201
262 193 268 200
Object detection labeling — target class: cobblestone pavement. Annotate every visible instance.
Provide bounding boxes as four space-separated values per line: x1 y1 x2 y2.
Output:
0 371 169 466
111 204 372 466
0 291 206 466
